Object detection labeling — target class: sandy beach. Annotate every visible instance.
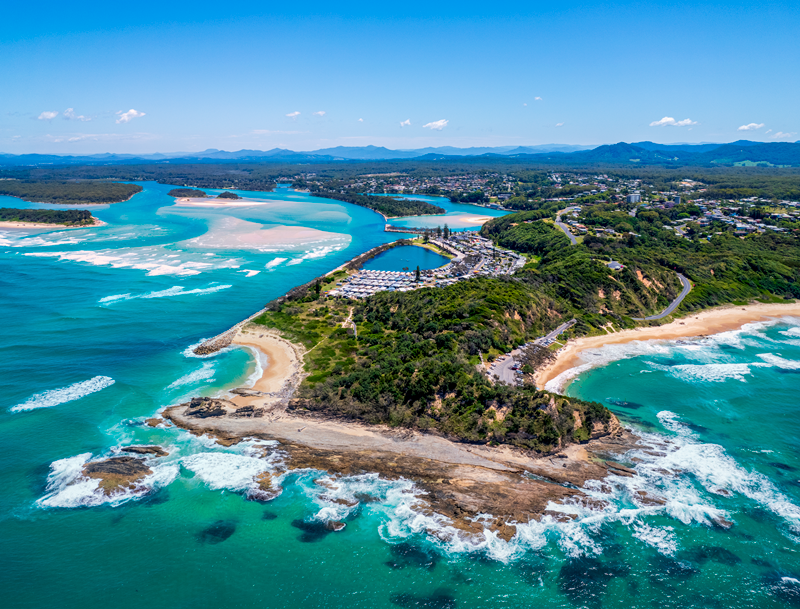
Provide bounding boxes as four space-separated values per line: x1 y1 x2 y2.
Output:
535 301 800 391
0 218 106 229
227 325 305 409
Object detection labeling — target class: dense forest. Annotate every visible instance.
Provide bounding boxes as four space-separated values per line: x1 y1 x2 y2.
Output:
0 180 142 204
0 208 95 225
254 276 612 453
481 212 800 319
168 188 206 197
310 190 445 217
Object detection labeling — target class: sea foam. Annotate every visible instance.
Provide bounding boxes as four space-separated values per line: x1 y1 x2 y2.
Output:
99 284 232 304
11 376 115 412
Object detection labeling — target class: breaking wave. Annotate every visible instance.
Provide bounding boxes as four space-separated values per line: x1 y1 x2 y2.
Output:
99 284 232 304
168 362 216 389
11 376 115 412
37 452 178 508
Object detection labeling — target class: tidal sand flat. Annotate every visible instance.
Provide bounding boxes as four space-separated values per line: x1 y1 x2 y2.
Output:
179 216 352 252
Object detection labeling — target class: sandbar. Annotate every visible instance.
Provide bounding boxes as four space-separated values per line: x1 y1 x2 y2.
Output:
179 217 350 251
0 218 106 229
174 197 279 208
535 301 800 391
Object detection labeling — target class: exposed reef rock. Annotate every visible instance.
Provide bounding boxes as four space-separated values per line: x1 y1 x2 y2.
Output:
83 456 152 493
165 397 644 540
184 397 236 418
120 445 168 457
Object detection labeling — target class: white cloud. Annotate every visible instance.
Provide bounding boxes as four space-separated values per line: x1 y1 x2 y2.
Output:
737 122 764 131
766 129 773 134
400 119 411 127
116 109 145 124
64 108 90 122
286 111 301 119
358 118 363 122
523 103 527 107
423 119 448 131
313 111 326 116
555 122 564 127
771 131 797 140
649 116 697 127
534 96 543 101
37 111 58 121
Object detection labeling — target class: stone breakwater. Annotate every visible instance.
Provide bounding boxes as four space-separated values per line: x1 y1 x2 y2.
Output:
193 308 267 355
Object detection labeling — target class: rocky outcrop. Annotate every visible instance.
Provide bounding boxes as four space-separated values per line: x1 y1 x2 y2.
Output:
184 397 236 418
231 388 265 397
83 456 152 493
120 445 168 457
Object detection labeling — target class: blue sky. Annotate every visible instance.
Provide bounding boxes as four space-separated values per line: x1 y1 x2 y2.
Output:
1 0 798 154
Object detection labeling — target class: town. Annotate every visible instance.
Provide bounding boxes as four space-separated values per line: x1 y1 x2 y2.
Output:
326 233 526 299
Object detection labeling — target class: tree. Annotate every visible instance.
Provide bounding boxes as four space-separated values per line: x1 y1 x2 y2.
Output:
443 223 450 239
314 281 321 298
436 225 442 238
415 265 421 282
423 230 430 244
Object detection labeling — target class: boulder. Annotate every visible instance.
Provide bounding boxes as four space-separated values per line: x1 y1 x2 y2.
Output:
121 445 168 457
83 456 152 493
184 397 234 418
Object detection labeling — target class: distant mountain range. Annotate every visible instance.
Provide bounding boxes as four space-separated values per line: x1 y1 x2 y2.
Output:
1 141 799 166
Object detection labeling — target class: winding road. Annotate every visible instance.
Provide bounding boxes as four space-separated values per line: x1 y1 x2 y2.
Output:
632 273 692 320
555 209 578 245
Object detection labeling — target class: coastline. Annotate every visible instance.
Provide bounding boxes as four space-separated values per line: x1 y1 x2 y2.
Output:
0 218 107 229
535 301 800 391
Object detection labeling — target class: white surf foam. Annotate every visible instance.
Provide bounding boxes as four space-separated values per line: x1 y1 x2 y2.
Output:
11 376 115 412
26 247 241 276
632 522 677 556
265 257 288 270
99 284 232 304
663 362 771 383
181 452 272 492
756 353 800 370
37 453 178 508
238 270 260 277
168 362 216 389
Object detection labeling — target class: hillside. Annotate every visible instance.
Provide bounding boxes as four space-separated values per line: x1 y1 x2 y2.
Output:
252 275 612 453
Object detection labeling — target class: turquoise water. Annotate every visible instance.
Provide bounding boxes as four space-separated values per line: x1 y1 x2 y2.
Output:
362 244 449 271
1 184 799 608
378 193 509 231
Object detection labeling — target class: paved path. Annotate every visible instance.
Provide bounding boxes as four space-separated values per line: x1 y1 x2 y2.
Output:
633 273 692 320
555 210 578 245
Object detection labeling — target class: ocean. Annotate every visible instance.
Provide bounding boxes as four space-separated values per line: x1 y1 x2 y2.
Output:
1 183 798 608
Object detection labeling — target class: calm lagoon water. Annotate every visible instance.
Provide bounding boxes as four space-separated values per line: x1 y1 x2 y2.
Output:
1 185 798 608
362 244 449 271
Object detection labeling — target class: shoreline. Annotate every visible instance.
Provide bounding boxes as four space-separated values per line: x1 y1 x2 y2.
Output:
535 301 800 391
0 218 107 229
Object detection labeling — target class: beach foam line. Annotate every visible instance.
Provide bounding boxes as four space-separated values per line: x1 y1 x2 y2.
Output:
99 284 232 304
11 376 115 412
168 362 216 389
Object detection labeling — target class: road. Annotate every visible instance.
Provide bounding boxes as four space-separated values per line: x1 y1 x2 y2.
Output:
491 319 577 385
555 210 578 245
632 273 692 321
